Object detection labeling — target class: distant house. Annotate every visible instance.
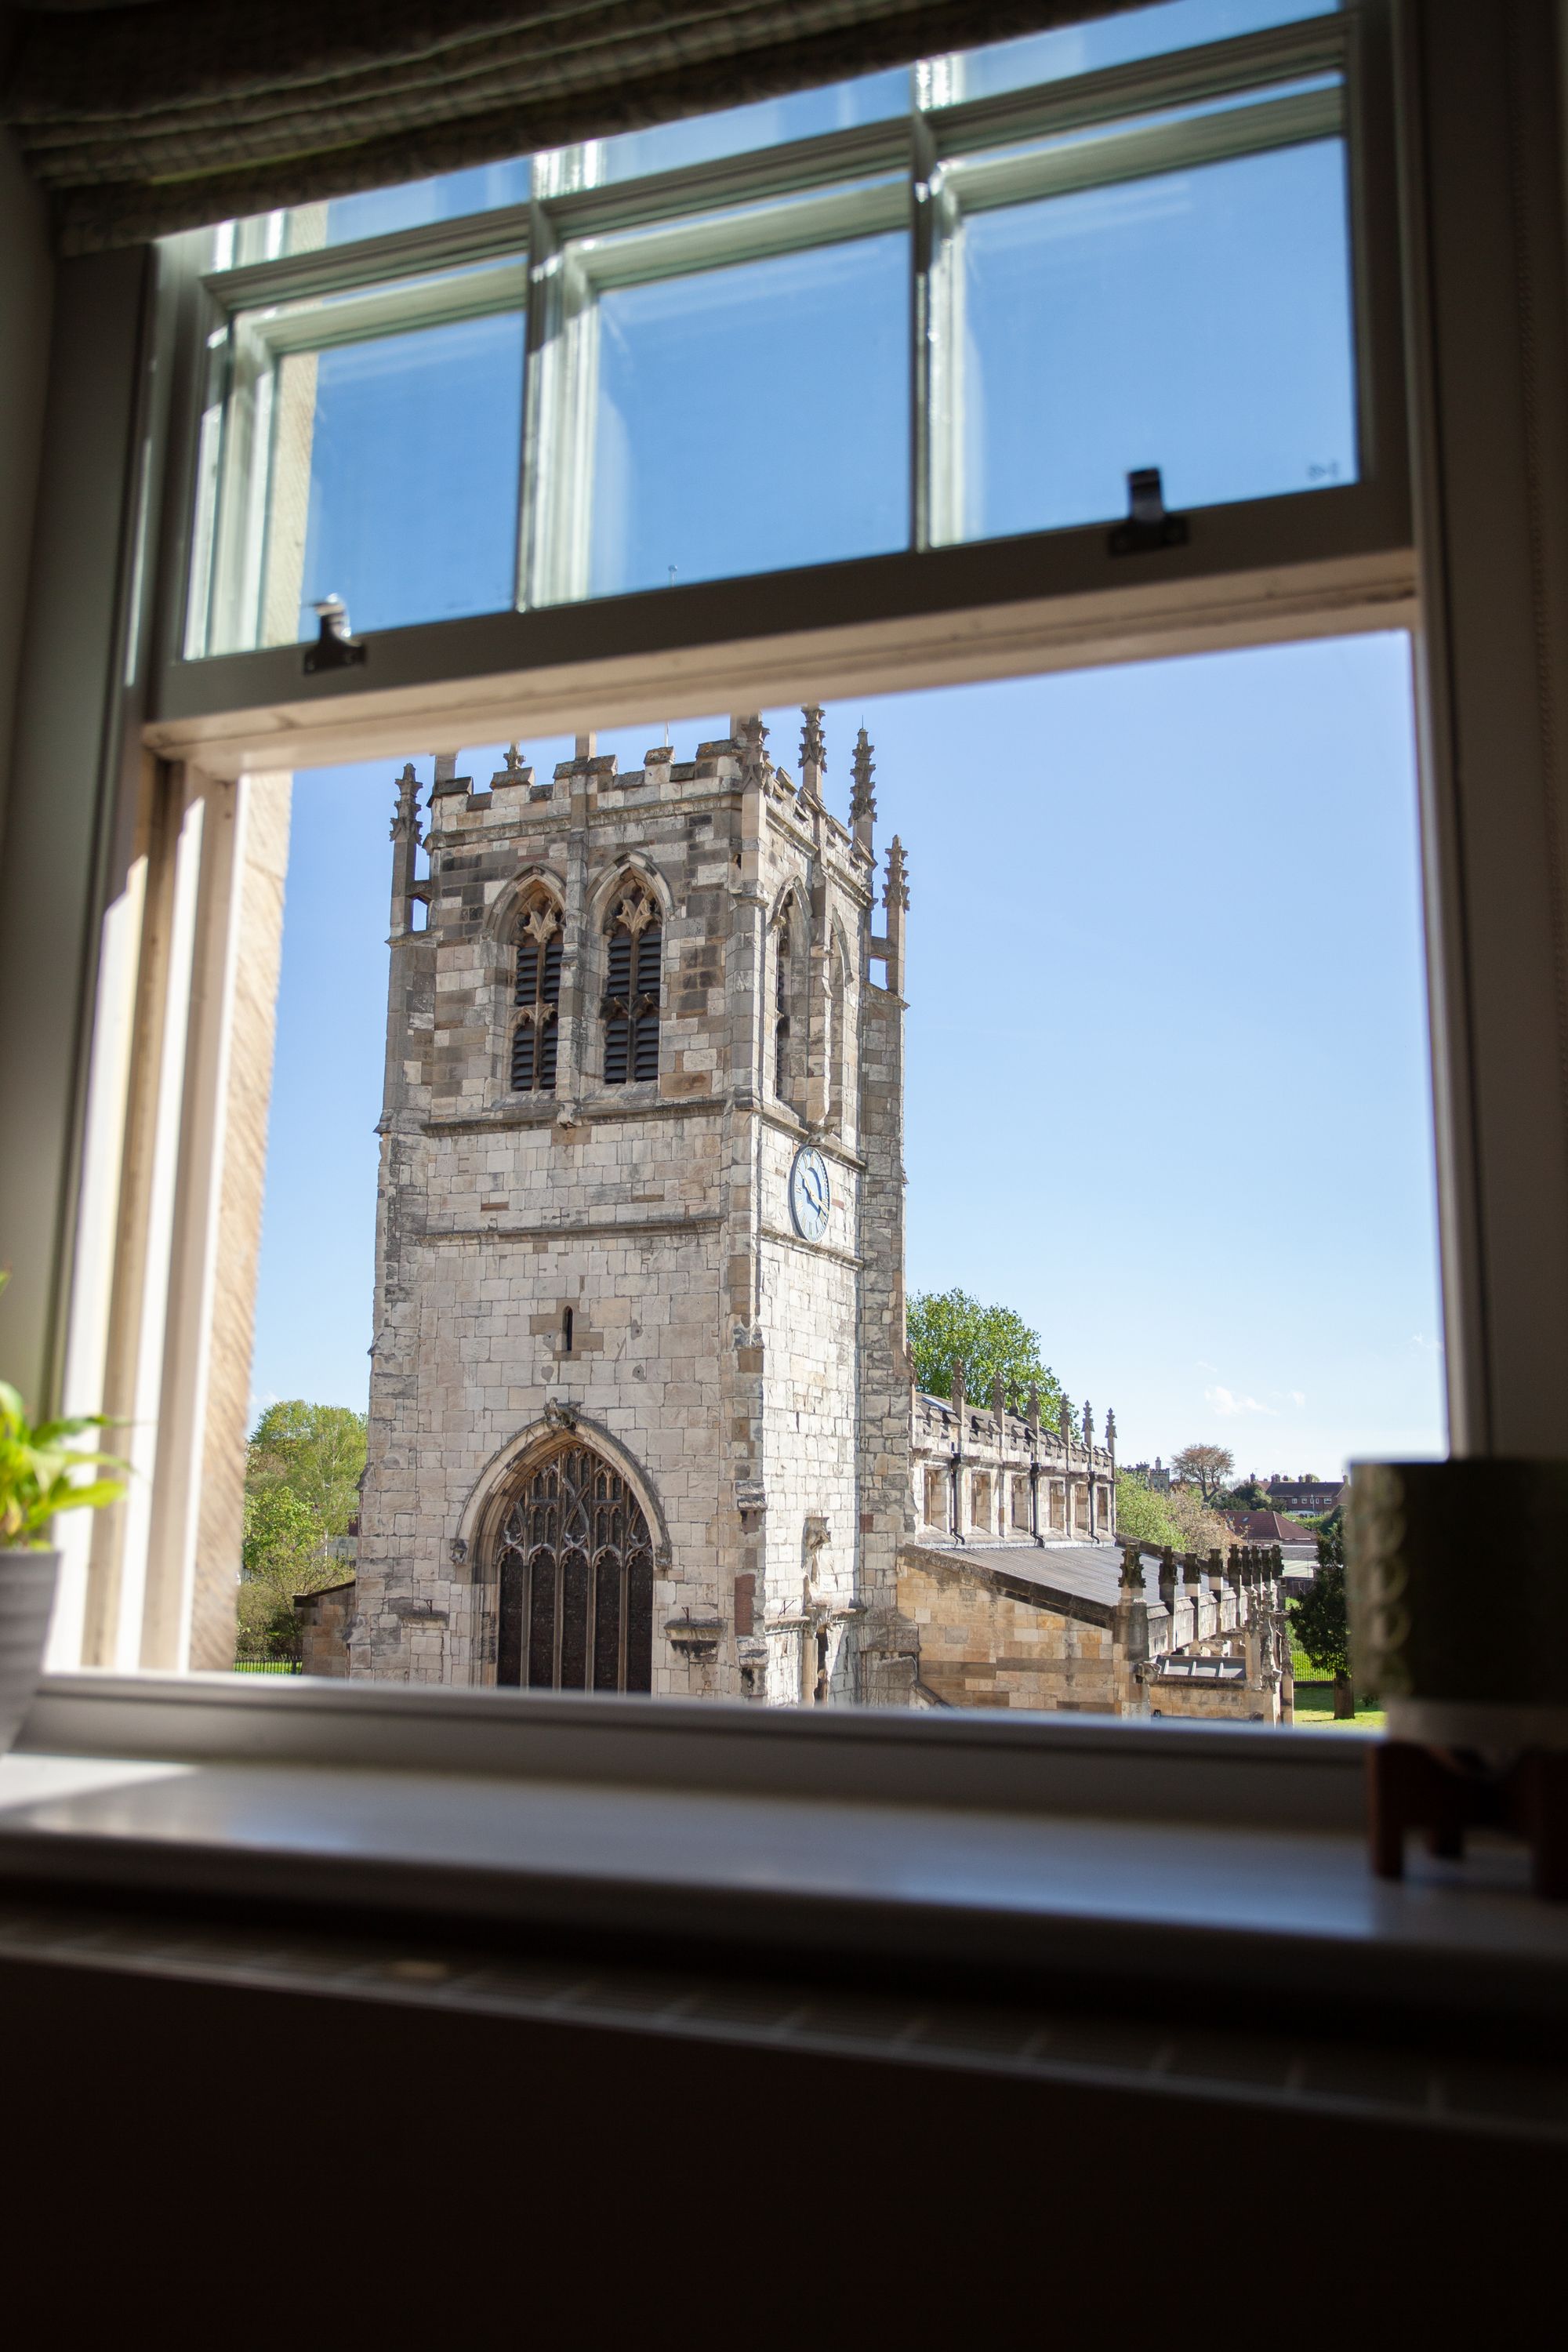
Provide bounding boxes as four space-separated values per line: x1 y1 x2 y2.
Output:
1127 1457 1172 1493
1224 1508 1320 1546
1263 1475 1345 1516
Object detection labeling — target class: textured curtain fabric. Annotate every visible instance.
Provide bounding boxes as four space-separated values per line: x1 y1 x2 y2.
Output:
0 0 1150 252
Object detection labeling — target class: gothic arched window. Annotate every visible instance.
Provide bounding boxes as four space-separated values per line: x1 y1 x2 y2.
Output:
511 892 562 1093
494 1443 655 1692
602 882 661 1085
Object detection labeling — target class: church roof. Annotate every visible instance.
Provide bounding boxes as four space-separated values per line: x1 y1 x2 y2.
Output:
1225 1509 1319 1542
902 1537 1171 1628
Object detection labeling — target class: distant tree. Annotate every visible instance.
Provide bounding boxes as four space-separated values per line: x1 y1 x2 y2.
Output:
1114 1471 1182 1549
1218 1475 1271 1512
238 1401 366 1661
1171 1443 1236 1502
906 1290 1061 1419
1115 1472 1232 1558
247 1399 366 1527
1290 1507 1355 1718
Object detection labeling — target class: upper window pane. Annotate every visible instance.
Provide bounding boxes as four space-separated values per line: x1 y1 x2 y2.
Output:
547 209 911 604
199 270 525 654
949 132 1356 543
217 159 534 268
291 314 525 637
586 70 909 184
949 0 1339 104
314 158 532 248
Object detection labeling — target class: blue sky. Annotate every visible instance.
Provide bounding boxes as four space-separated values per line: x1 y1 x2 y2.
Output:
249 0 1440 1479
252 633 1444 1477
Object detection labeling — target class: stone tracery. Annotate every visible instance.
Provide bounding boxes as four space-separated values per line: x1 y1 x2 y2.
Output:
493 1440 654 1693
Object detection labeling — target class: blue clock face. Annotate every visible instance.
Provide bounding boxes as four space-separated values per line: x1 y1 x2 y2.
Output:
789 1145 831 1242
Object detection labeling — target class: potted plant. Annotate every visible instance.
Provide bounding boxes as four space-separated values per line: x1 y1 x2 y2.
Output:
1 1276 126 1755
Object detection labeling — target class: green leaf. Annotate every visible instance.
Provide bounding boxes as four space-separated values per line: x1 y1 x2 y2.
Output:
45 1477 126 1519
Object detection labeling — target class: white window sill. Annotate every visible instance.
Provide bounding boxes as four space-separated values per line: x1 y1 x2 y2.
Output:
5 1673 1567 2040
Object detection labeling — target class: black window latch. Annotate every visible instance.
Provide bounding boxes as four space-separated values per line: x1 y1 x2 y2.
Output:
303 596 368 673
1109 467 1189 557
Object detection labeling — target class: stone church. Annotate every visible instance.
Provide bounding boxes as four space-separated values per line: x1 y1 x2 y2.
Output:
350 711 920 1705
325 713 1285 1719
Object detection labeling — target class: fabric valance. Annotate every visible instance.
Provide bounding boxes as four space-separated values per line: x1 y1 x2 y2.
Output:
1 0 1149 252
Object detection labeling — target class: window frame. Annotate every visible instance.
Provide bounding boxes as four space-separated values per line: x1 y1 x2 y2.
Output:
148 4 1409 781
22 0 1559 1759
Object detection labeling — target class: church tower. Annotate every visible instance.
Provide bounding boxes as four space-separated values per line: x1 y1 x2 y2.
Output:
351 713 916 1703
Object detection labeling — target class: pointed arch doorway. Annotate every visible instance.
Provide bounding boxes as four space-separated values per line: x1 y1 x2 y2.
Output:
494 1441 655 1692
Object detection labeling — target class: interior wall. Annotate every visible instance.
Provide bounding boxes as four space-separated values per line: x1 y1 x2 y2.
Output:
0 241 150 1414
0 128 52 861
2 1951 1559 2338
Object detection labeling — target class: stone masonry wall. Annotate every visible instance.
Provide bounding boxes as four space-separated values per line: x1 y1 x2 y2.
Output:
898 1548 1119 1711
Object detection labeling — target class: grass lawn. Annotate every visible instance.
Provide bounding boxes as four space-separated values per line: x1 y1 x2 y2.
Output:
1291 1677 1385 1731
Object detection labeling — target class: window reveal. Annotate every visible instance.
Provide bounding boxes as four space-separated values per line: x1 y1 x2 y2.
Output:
494 1443 655 1693
828 935 846 1131
602 883 661 1084
511 893 562 1091
775 916 792 1101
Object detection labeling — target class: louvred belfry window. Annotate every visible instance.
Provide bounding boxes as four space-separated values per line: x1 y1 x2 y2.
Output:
511 895 562 1092
602 884 661 1085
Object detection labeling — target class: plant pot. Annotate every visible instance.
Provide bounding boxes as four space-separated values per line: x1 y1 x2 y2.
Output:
0 1549 59 1758
1346 1460 1568 1749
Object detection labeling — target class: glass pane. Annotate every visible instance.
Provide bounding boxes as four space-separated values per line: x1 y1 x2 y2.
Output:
218 160 533 269
588 71 908 183
238 644 1438 1719
949 0 1338 104
209 296 524 652
954 137 1356 542
579 230 909 600
314 158 532 248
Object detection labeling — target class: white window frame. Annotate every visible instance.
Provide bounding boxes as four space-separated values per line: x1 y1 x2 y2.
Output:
8 0 1566 1784
153 4 1407 779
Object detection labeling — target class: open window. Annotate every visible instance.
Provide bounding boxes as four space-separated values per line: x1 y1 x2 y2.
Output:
20 3 1483 1748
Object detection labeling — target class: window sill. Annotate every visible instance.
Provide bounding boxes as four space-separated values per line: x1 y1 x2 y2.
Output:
6 1673 1568 2041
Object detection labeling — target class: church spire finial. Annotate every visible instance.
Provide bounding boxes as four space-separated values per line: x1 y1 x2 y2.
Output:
388 761 423 936
739 713 770 782
884 834 909 912
799 705 826 804
851 725 877 852
390 760 420 844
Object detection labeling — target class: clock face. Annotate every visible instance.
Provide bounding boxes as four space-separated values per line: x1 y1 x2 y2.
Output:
789 1145 831 1242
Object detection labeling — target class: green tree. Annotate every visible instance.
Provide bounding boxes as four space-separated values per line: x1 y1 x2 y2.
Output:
1114 1471 1182 1549
906 1289 1061 1418
1218 1475 1271 1512
247 1398 366 1526
1290 1506 1355 1717
1116 1470 1233 1558
238 1400 366 1660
